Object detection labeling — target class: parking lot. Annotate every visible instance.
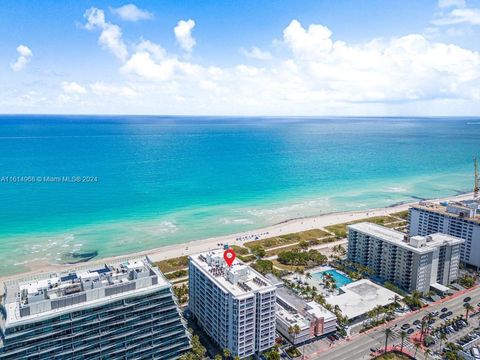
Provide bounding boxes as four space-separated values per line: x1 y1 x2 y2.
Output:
311 286 480 360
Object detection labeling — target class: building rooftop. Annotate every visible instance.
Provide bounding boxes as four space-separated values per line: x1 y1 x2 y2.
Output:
412 199 480 224
305 301 337 321
1 257 168 326
274 285 336 322
325 279 401 319
189 249 275 298
348 222 464 254
276 304 310 330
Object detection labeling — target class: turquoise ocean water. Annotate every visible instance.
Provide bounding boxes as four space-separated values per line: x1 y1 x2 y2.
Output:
0 116 478 275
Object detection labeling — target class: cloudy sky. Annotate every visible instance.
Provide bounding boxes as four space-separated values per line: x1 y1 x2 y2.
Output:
2 0 480 116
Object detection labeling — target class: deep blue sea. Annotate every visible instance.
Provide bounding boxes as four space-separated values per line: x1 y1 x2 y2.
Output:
0 116 478 275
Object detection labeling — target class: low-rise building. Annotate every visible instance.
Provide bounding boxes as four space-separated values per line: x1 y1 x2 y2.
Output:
0 257 191 360
324 279 401 320
275 285 336 344
276 305 311 345
189 250 276 359
304 301 338 335
348 222 464 293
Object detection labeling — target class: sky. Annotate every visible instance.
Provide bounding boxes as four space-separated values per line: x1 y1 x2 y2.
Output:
2 0 480 116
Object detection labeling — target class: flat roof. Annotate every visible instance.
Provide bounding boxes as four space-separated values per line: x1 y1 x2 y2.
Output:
348 222 464 254
2 257 168 326
412 201 480 224
189 249 275 298
430 282 450 292
325 279 401 319
276 305 310 329
305 301 337 321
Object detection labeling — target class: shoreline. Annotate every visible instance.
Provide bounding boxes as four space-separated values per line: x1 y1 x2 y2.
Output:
0 192 473 282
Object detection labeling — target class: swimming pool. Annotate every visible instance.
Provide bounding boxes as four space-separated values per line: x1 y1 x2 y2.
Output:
312 269 353 288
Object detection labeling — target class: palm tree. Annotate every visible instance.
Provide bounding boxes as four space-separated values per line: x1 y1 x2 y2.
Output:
215 355 222 360
420 317 429 342
392 294 401 308
223 348 231 360
234 356 241 360
375 305 383 323
305 272 312 280
288 325 301 345
464 302 474 322
425 348 432 360
414 341 421 358
294 324 301 341
265 348 280 360
384 327 392 353
400 331 407 354
439 332 447 352
315 294 326 305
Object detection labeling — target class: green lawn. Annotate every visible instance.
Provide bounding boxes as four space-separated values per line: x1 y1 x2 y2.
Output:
230 245 250 255
271 259 304 271
325 215 398 239
155 256 189 273
390 210 409 220
244 229 330 249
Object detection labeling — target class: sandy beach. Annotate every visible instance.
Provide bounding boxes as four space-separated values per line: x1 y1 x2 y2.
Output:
0 192 473 283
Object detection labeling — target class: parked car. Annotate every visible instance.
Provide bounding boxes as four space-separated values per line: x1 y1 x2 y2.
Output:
464 297 472 302
407 328 415 335
401 323 410 330
441 307 448 312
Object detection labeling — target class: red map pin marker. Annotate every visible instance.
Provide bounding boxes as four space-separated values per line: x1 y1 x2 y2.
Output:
224 248 236 267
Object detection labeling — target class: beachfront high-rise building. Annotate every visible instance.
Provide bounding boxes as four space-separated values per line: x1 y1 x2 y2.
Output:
409 200 480 268
0 257 191 360
189 250 276 359
347 222 464 293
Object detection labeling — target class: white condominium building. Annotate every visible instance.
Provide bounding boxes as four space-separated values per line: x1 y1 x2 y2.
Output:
409 200 480 268
347 222 464 293
188 250 276 359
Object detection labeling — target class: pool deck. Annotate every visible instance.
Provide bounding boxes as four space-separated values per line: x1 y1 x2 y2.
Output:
286 266 353 297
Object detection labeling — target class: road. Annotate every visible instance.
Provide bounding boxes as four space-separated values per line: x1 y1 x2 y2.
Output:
304 286 480 360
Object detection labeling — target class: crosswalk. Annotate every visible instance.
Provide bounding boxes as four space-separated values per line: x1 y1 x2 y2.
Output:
388 328 419 355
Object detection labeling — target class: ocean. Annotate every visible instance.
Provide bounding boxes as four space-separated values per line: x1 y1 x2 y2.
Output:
0 116 478 275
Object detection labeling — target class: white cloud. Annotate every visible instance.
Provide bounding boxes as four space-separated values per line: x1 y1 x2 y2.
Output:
283 20 333 59
136 39 166 61
438 0 466 8
174 19 196 52
112 4 153 21
433 7 480 25
90 82 138 97
62 81 87 94
8 17 480 115
10 45 33 72
434 0 480 26
241 46 272 60
84 7 128 61
117 19 480 115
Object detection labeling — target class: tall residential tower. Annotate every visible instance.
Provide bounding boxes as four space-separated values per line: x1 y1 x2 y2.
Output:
348 222 464 293
189 250 276 359
409 200 480 268
0 257 191 360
